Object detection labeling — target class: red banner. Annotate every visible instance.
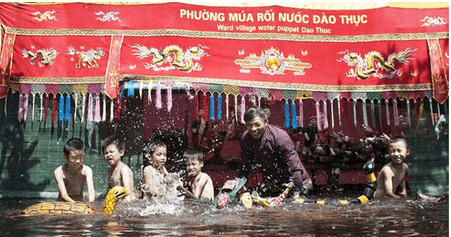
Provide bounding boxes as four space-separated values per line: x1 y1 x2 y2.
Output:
0 2 448 98
428 38 449 104
0 33 15 98
105 35 124 99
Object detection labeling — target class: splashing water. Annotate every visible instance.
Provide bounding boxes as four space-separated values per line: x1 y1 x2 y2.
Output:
139 172 186 216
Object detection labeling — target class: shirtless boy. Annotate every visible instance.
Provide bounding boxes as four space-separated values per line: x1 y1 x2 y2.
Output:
102 136 136 202
54 138 95 202
184 149 214 201
374 136 410 199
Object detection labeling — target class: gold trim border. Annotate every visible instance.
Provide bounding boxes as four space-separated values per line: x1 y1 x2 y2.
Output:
10 77 105 84
119 74 432 92
11 75 432 92
3 27 448 42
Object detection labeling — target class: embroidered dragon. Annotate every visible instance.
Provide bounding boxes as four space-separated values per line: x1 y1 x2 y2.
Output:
22 48 58 66
67 46 105 68
129 44 209 72
338 48 417 79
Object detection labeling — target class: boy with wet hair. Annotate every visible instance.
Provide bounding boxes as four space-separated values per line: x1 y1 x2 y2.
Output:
102 135 136 202
373 136 410 199
54 138 95 202
184 149 214 200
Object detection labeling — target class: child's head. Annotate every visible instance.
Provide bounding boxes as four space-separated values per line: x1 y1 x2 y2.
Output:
184 149 204 177
63 138 85 170
144 139 167 169
388 136 410 164
308 116 317 125
102 136 125 167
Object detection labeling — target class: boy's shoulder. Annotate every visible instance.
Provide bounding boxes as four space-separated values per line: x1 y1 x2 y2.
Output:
81 164 93 173
199 172 213 180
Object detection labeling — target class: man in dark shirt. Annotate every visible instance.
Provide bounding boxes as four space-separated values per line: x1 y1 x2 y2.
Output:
238 107 312 197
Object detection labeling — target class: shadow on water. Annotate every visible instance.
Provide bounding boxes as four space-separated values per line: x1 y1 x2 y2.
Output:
0 94 50 192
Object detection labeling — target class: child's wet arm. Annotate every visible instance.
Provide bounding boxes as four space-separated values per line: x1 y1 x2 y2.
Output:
86 168 95 202
382 171 401 199
54 170 75 202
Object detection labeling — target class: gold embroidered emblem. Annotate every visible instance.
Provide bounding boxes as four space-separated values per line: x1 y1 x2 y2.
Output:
234 47 312 76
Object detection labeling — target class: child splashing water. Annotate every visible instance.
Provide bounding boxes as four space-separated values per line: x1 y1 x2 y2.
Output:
140 140 184 216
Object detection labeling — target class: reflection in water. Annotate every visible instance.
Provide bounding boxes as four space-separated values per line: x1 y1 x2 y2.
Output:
1 197 448 236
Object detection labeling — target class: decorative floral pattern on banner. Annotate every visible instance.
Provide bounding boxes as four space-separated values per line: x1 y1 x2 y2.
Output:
105 35 124 99
427 38 449 104
0 33 15 98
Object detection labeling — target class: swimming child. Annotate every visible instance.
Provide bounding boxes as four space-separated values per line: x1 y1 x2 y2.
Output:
142 139 173 198
102 136 136 202
184 149 214 201
54 138 95 202
373 136 410 199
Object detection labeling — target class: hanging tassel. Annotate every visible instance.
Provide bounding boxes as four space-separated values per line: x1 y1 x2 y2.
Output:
148 81 153 105
299 100 304 127
203 92 208 121
393 99 399 126
110 99 114 122
240 95 245 124
18 94 23 122
234 95 239 124
52 95 57 124
370 100 376 128
3 93 7 116
322 100 328 130
429 98 434 124
81 93 86 123
338 99 343 127
65 95 71 122
156 82 162 109
225 94 229 121
139 81 143 99
210 93 215 121
23 94 29 122
102 94 106 121
87 93 93 122
315 101 321 129
115 97 121 120
44 94 50 121
167 85 172 112
284 100 290 128
362 100 368 127
444 101 448 121
40 94 44 121
377 100 382 130
407 99 411 128
95 94 101 122
74 93 78 122
218 93 222 120
436 100 441 121
416 100 424 131
59 94 64 122
195 91 199 119
385 99 390 126
330 99 335 129
352 100 357 126
127 81 135 97
291 101 298 129
32 93 36 122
